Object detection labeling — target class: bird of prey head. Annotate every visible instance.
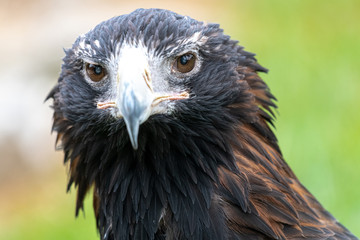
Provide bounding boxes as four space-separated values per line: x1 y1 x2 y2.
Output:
47 8 357 240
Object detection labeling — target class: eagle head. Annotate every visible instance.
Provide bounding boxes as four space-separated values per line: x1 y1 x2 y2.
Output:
49 8 261 151
47 8 357 240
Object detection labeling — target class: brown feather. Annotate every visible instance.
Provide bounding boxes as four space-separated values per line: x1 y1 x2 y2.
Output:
216 66 356 239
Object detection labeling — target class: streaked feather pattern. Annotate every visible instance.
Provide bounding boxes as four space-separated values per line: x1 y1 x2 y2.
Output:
47 8 357 240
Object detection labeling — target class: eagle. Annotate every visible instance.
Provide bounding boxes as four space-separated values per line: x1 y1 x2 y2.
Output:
47 8 357 240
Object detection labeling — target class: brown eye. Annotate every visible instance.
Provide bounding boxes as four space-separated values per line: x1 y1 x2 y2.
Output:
174 53 196 73
85 63 106 82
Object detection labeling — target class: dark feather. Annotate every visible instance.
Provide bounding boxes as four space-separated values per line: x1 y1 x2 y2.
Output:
47 8 358 240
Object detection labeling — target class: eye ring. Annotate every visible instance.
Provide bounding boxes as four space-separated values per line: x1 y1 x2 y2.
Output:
85 63 107 82
173 53 196 73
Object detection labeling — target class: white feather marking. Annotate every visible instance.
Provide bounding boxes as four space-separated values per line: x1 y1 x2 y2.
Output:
182 31 208 45
158 207 166 223
94 39 100 48
79 38 85 49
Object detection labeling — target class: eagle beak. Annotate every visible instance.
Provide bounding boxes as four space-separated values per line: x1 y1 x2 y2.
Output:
120 80 151 150
116 51 154 150
97 47 189 150
119 77 189 149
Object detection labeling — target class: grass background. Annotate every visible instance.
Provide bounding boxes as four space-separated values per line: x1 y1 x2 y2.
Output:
0 0 359 239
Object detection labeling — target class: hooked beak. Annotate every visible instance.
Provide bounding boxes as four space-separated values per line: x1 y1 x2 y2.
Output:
96 47 189 150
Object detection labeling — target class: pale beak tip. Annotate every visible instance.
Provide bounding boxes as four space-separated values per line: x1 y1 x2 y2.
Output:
130 138 139 150
123 116 140 150
127 126 139 150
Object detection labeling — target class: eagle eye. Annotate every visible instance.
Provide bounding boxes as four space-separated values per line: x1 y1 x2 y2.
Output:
173 53 196 73
85 63 107 82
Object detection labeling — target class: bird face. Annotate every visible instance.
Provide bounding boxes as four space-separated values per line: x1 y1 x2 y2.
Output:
47 9 359 240
57 9 240 150
90 44 201 149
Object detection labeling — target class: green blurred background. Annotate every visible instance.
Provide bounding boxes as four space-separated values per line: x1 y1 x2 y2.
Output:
0 0 359 239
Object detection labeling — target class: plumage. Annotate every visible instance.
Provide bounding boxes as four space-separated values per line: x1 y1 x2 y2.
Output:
47 8 358 240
